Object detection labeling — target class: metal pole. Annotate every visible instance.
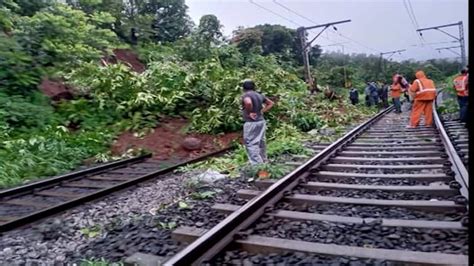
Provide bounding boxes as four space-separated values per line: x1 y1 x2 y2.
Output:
298 20 351 92
298 27 313 90
459 21 466 68
417 21 466 68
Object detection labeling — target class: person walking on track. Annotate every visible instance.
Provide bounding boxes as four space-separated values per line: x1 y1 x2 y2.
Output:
391 74 403 113
241 79 274 165
453 68 469 123
407 70 437 128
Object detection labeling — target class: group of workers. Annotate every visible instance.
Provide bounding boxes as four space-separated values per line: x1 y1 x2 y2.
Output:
349 82 392 108
349 67 469 128
238 67 468 166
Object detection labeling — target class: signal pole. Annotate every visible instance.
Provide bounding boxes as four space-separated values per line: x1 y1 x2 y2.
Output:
378 49 406 79
297 19 351 92
417 21 466 68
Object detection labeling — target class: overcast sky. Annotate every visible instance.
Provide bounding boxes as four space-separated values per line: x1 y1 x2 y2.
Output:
185 0 468 62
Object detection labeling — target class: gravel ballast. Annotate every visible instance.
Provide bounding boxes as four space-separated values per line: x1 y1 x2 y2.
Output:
250 217 468 254
0 169 255 264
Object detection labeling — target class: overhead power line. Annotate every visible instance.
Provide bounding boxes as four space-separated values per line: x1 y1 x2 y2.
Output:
272 0 333 43
272 0 316 24
403 0 424 45
410 40 458 47
406 0 420 29
272 0 379 54
335 32 381 53
249 0 301 27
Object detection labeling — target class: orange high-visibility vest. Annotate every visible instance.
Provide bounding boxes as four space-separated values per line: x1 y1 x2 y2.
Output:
412 79 436 100
454 74 468 97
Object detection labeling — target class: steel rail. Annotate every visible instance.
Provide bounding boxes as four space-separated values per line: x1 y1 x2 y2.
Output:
434 89 469 202
0 153 152 198
0 147 232 232
164 106 394 266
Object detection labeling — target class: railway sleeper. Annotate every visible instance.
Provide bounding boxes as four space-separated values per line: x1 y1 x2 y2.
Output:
212 203 466 230
236 190 466 212
171 226 468 265
253 180 457 196
330 156 446 164
320 163 447 171
311 171 451 182
338 151 445 157
345 146 442 151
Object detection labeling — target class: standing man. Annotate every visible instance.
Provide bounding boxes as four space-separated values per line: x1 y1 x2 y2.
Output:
241 79 274 165
369 82 379 106
349 86 359 105
379 82 389 108
364 82 372 106
407 70 437 128
453 68 468 123
391 75 403 113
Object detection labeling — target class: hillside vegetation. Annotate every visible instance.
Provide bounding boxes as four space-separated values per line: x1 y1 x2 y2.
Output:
0 0 460 187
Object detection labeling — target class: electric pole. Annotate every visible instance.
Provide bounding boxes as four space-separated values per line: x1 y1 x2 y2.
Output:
417 21 466 68
378 49 406 79
297 19 351 92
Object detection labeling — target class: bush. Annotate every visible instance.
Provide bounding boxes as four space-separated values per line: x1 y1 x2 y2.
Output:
14 4 118 69
0 127 113 188
0 92 56 134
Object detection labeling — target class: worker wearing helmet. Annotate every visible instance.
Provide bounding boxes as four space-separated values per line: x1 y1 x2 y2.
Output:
453 68 468 123
407 70 437 128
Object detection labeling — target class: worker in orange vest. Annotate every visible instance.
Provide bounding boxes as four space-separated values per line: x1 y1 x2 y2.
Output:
390 74 403 113
407 70 437 128
453 68 468 123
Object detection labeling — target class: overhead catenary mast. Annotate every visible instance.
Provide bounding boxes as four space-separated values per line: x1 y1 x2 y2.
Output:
297 19 351 92
417 21 467 68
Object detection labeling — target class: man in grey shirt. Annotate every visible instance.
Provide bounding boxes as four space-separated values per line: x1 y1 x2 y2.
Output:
241 79 274 165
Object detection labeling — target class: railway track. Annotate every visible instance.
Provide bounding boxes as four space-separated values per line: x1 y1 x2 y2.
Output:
441 119 469 168
0 148 233 232
142 106 469 265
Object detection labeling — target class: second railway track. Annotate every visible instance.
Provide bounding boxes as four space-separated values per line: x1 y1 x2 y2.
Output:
0 148 232 232
146 106 470 265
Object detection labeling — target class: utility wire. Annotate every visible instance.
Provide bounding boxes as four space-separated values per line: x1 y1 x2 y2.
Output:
272 0 380 54
335 31 381 53
410 40 458 47
249 0 301 27
272 0 333 42
407 0 420 28
406 0 430 44
403 0 424 45
272 0 317 24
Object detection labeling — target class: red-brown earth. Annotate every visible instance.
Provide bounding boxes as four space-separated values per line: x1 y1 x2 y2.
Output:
111 117 241 161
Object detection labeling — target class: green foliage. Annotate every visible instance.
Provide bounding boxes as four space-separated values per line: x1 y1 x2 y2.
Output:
0 0 18 32
14 4 118 69
80 225 102 238
149 0 193 43
80 258 122 266
191 190 217 200
0 92 55 133
11 0 53 16
197 14 222 46
0 33 41 94
0 127 113 188
241 163 292 180
158 221 177 230
289 110 324 132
